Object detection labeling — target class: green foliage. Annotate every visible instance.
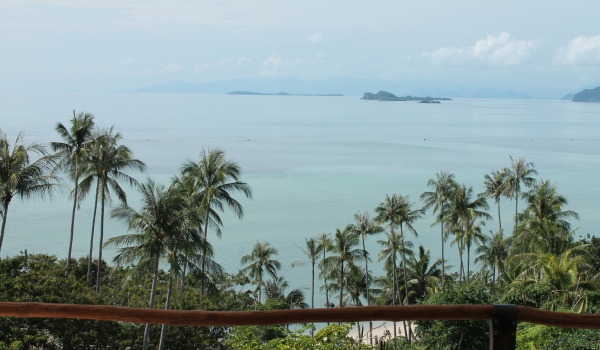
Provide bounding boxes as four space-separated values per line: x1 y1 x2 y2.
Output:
227 324 374 350
517 323 600 350
502 281 554 308
416 283 491 350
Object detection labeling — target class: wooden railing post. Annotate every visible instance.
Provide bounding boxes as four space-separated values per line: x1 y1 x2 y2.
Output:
490 304 517 350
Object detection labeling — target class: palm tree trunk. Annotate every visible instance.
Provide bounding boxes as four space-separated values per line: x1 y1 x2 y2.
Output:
362 236 372 345
87 181 100 282
95 190 105 293
514 185 519 234
66 167 79 277
0 200 10 255
440 219 445 289
311 261 315 337
201 210 210 298
466 242 471 284
323 249 330 309
497 200 502 231
143 256 161 350
339 260 344 308
400 226 412 343
158 277 174 350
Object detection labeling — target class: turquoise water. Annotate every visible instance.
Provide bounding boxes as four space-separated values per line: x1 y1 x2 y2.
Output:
1 92 600 307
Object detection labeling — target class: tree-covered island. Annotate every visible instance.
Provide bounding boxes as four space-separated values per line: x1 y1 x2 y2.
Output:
362 91 452 102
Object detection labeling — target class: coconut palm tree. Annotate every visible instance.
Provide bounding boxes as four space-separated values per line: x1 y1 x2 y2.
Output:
51 111 96 276
421 171 457 287
407 245 443 303
105 178 196 350
378 232 413 341
483 169 509 231
503 156 538 234
291 237 321 336
452 209 487 283
241 241 281 304
515 180 579 256
0 130 58 255
78 127 146 291
180 147 252 296
322 226 364 308
348 211 382 344
316 233 334 308
263 276 308 309
445 184 491 282
475 229 510 287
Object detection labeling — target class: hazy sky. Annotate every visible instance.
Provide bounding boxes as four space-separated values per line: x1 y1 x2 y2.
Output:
2 0 600 96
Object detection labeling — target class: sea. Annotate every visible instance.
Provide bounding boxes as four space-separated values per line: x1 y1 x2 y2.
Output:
1 92 599 309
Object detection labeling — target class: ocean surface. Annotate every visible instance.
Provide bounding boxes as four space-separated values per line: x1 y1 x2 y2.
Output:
1 92 599 308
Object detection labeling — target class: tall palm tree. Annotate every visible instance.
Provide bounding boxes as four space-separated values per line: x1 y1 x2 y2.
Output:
445 184 491 282
515 180 579 256
475 229 510 287
0 131 58 255
316 233 333 308
180 147 252 297
291 237 322 336
503 156 538 234
348 211 382 307
378 232 413 341
322 226 364 308
241 241 281 304
421 171 457 287
79 127 146 291
407 245 443 303
51 111 95 276
348 211 382 344
105 178 195 350
483 169 509 231
452 209 487 283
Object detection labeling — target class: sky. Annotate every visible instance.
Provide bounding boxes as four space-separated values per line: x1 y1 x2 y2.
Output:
1 0 600 97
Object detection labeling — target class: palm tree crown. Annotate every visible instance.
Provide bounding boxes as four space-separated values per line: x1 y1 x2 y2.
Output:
51 111 96 275
0 130 58 255
241 241 281 304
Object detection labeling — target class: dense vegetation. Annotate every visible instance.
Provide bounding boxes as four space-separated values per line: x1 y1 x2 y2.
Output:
0 113 599 349
362 91 452 102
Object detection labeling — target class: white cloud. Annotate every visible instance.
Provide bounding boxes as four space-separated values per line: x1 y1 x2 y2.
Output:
306 33 324 44
120 58 135 65
162 63 183 73
260 53 304 76
422 32 538 66
193 62 210 72
555 34 600 65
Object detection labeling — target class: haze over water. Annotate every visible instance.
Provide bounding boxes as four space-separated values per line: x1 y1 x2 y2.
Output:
1 92 599 307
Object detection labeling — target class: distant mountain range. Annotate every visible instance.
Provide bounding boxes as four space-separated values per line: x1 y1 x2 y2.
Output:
133 79 541 99
571 86 600 102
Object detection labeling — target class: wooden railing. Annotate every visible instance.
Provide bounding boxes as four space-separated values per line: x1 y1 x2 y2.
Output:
1 302 599 349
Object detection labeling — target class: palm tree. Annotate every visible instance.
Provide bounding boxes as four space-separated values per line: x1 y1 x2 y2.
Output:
452 209 487 283
0 131 58 255
475 229 510 287
79 127 146 291
316 233 333 308
421 171 457 287
180 147 252 297
515 180 579 256
407 245 443 303
241 241 281 304
51 111 96 276
377 232 413 341
105 178 195 350
483 169 509 231
291 237 321 336
348 211 382 344
322 226 364 308
503 156 538 234
445 184 491 282
263 276 308 309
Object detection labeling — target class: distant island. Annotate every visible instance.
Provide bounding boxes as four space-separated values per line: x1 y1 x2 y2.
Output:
227 91 343 97
572 86 600 102
362 91 451 102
